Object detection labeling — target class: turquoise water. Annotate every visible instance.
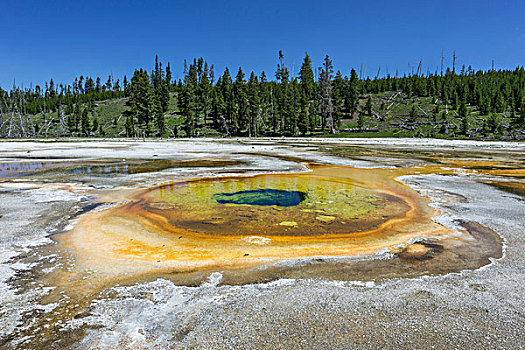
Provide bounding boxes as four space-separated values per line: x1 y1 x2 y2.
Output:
214 189 308 207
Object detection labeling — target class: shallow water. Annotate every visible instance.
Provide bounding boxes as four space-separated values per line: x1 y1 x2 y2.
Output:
67 159 244 175
141 166 406 237
0 161 56 178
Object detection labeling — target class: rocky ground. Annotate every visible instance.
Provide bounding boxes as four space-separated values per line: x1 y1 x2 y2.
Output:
0 138 523 349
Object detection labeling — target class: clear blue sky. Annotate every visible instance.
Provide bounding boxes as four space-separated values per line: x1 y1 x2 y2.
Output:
1 0 523 89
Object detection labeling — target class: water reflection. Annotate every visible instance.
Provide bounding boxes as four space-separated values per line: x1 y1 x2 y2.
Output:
69 164 133 175
0 161 55 178
68 159 244 176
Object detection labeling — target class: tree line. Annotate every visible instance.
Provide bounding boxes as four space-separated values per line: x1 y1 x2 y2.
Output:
1 52 524 138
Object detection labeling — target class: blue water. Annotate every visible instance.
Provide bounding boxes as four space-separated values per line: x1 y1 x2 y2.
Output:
214 189 307 207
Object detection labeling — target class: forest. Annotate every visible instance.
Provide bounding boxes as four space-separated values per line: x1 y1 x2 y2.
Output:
1 52 524 139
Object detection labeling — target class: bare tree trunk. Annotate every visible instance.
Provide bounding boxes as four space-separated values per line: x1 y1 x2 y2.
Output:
57 99 66 137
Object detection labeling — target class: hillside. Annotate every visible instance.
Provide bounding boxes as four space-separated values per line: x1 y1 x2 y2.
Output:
1 55 524 140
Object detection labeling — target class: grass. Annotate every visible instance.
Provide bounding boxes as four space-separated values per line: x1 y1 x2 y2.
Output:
25 90 522 140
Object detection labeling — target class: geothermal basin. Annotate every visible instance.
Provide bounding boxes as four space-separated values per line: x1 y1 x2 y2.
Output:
0 139 523 349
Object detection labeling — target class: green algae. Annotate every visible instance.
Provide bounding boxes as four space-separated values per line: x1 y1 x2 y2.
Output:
143 171 401 236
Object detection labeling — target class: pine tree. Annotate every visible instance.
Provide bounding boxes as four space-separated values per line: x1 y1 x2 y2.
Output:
358 111 365 130
319 55 335 134
298 91 308 135
452 91 459 110
459 103 469 135
81 108 90 135
166 62 172 88
514 108 525 129
129 68 157 135
198 60 211 126
409 105 417 123
123 75 129 96
366 96 373 116
152 56 169 113
298 52 315 132
180 62 198 136
247 71 260 137
347 68 359 117
92 115 99 133
233 67 247 134
125 116 135 137
488 113 502 134
333 71 344 128
479 93 491 115
275 50 290 134
67 113 75 134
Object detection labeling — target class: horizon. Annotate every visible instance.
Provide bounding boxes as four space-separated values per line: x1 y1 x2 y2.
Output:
1 0 524 89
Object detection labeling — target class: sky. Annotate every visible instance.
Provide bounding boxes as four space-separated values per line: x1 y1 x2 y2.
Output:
0 0 524 89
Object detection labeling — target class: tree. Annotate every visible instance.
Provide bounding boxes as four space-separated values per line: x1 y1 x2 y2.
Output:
298 52 315 132
459 103 469 135
92 115 99 133
125 116 135 137
233 67 247 134
357 111 365 130
298 91 308 135
347 68 359 117
81 108 90 135
197 59 212 125
319 55 336 134
123 75 129 96
166 62 172 88
67 113 75 134
247 72 260 137
180 61 198 136
129 68 157 136
366 96 373 116
333 71 344 128
487 113 502 134
275 50 290 134
152 56 170 113
409 105 417 123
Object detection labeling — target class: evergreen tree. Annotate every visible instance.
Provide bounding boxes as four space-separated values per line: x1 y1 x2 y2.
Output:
123 75 129 96
247 72 260 137
319 55 335 134
347 68 359 117
366 96 373 116
298 52 315 132
298 91 308 135
275 50 290 134
92 115 99 133
129 68 157 136
67 113 75 134
333 71 344 128
459 103 469 135
81 108 90 135
357 111 365 130
166 62 172 88
409 105 417 123
233 67 247 134
197 59 211 126
180 61 198 136
125 116 135 137
152 56 169 113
